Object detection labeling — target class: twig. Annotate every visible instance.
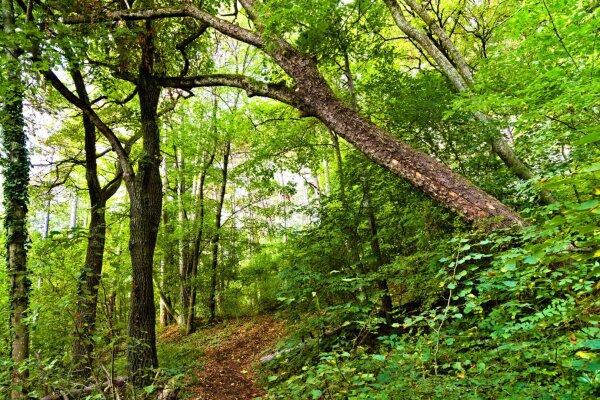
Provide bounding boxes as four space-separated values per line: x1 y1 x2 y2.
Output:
541 0 577 66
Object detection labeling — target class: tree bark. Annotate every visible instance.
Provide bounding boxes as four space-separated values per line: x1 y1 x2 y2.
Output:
126 23 162 383
209 142 230 323
2 1 30 398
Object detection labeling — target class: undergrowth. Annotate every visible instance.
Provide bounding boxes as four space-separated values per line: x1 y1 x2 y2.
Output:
260 186 600 399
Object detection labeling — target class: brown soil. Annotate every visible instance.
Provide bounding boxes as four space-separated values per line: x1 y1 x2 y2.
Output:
191 315 285 400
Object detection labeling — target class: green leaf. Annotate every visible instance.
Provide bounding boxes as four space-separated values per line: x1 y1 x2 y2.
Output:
523 256 538 264
580 340 600 350
573 200 599 210
574 131 600 145
143 385 155 394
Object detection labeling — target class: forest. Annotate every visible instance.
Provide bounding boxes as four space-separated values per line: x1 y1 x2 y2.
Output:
0 0 598 399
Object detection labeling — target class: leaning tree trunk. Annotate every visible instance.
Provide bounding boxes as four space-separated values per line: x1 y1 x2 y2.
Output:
126 20 162 385
2 1 30 398
208 142 230 323
270 46 523 229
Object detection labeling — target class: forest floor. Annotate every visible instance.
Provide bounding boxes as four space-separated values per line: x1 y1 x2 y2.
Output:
158 315 286 400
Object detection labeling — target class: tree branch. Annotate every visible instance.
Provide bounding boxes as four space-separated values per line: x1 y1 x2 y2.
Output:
63 4 265 49
403 0 473 85
238 0 257 21
42 70 135 183
156 74 302 108
176 22 210 76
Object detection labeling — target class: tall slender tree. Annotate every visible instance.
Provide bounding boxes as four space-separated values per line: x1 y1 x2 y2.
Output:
1 0 30 398
209 140 231 323
70 68 124 378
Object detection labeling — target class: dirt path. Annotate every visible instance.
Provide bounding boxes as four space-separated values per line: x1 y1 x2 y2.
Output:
191 316 285 400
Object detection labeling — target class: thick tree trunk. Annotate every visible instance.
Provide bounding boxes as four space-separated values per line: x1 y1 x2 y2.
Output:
126 20 162 384
209 142 230 323
2 1 30 398
271 47 523 228
72 203 108 377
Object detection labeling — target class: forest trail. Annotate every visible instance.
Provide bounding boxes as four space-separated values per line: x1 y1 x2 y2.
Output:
190 315 285 400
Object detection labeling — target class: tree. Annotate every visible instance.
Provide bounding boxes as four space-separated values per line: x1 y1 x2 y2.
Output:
43 50 162 389
208 140 231 323
69 68 124 378
1 1 31 398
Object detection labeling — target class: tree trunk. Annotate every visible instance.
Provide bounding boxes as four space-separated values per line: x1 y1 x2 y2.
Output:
209 142 230 323
159 155 175 327
126 20 162 384
72 202 108 377
177 149 193 329
2 1 30 398
270 46 523 229
185 150 214 334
